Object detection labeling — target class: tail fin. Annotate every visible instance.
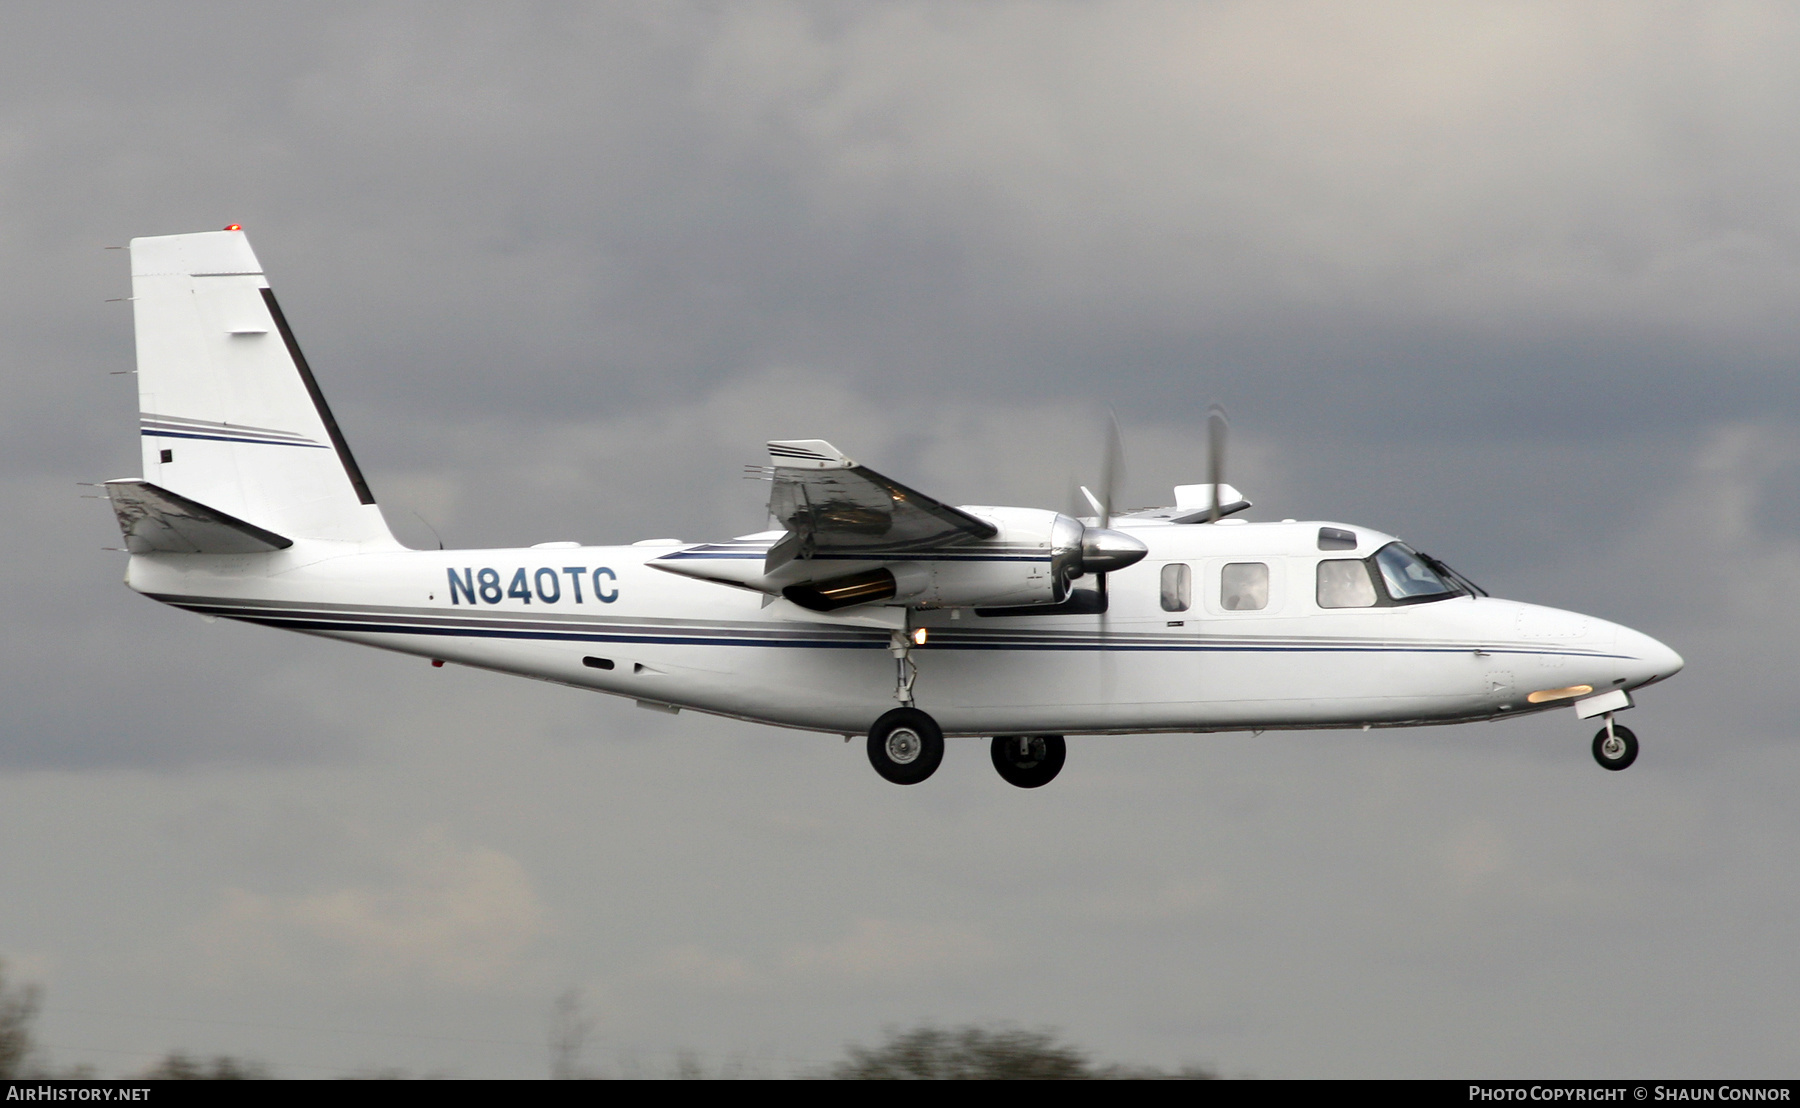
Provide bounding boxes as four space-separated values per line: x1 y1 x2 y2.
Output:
126 230 397 546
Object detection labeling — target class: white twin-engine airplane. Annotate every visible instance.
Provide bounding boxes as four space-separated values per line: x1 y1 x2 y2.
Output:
104 229 1683 787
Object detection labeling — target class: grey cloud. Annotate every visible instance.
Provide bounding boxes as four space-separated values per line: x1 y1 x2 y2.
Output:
11 2 1800 456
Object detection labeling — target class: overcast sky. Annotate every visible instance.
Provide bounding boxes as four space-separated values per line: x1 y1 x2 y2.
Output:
3 1 1799 1078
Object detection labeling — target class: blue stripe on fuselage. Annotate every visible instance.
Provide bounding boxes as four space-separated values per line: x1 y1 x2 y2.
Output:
161 599 1637 659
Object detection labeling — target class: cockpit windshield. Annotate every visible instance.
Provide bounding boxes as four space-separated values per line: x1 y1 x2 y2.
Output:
1372 542 1460 603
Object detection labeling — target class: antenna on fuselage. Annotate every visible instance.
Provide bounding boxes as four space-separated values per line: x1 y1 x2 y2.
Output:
408 509 445 550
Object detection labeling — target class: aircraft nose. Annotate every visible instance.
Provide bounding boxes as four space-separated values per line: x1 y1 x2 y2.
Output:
1621 626 1684 685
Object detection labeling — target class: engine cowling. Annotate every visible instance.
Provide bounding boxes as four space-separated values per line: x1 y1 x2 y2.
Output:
659 506 1146 612
913 506 1147 608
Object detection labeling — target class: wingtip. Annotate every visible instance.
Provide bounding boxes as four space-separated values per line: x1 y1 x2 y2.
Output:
766 439 856 469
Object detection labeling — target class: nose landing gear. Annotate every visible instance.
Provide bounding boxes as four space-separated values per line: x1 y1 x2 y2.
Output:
991 735 1066 788
1577 691 1640 771
1591 717 1639 771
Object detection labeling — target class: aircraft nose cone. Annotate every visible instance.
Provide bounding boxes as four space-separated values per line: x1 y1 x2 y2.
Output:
1622 627 1684 684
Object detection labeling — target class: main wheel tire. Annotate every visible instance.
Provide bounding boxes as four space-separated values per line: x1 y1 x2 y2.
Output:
990 734 1067 789
1592 724 1639 771
867 707 945 785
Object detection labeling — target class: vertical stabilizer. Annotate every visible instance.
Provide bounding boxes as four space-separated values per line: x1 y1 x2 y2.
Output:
127 230 397 546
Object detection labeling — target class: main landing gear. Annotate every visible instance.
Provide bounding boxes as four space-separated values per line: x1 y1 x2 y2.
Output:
867 707 944 785
866 630 944 784
990 735 1066 789
863 709 1071 788
862 628 1066 788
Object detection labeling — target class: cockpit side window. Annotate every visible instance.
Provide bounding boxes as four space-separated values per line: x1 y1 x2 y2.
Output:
1160 563 1191 612
1372 542 1459 603
1221 562 1269 611
1317 559 1377 608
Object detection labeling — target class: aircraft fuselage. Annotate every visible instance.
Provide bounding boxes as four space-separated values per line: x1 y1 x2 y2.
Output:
124 518 1680 739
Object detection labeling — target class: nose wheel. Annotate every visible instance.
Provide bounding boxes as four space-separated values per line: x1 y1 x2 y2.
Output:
1592 721 1638 771
991 735 1066 788
867 707 944 785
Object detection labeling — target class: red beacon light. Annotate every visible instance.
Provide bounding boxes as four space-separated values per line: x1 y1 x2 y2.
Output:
223 224 241 232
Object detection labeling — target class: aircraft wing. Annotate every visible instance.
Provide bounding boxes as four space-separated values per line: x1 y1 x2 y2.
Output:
761 440 997 571
1116 482 1252 524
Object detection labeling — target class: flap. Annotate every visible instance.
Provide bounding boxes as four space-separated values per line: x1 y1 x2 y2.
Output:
762 440 997 570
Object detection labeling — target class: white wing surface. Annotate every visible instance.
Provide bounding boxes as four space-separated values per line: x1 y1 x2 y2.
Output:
761 439 997 570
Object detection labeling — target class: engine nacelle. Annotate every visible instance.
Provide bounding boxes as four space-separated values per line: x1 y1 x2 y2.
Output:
892 505 1067 608
660 506 1145 613
780 507 1062 611
903 506 1144 609
779 557 1052 612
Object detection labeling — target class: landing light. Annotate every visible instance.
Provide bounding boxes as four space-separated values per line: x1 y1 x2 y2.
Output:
911 628 928 646
1527 684 1594 705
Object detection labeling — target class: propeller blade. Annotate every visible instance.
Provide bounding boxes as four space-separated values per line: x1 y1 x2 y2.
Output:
1098 411 1126 630
1099 409 1124 529
1055 409 1144 610
1207 404 1227 524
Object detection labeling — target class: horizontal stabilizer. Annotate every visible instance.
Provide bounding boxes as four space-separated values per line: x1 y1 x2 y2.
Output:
104 478 292 554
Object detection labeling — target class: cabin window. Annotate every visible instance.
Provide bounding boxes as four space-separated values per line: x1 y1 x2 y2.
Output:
1159 563 1191 612
1317 559 1377 608
1221 562 1269 611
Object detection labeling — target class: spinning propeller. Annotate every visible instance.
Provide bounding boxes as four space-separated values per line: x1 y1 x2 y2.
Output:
1064 404 1236 605
1064 411 1147 607
1207 404 1228 524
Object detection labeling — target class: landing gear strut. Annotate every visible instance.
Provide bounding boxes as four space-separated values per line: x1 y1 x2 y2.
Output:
1591 716 1639 771
991 735 1066 788
889 629 919 707
868 707 944 785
